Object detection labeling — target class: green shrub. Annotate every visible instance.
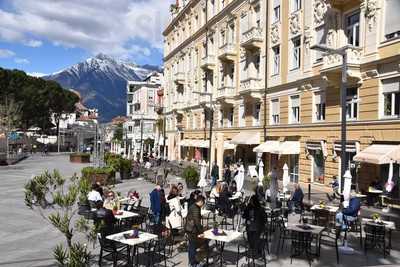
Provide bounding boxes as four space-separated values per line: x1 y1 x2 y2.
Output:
81 166 115 185
70 152 90 157
183 166 199 188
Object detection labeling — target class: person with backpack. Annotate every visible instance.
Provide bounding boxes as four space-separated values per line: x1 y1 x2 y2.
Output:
185 195 206 267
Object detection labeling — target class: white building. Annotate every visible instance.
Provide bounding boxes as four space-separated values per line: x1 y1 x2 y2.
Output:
124 72 164 159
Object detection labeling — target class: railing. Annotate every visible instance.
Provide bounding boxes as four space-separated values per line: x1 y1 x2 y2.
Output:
239 77 262 92
217 86 235 98
174 72 185 83
322 46 362 70
241 26 263 46
219 43 236 56
201 55 216 68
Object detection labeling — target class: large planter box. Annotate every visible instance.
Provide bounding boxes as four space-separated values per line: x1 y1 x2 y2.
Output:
70 154 90 163
89 173 115 186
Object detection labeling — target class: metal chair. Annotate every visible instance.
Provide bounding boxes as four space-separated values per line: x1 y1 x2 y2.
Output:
318 226 342 264
97 232 130 267
237 231 267 267
364 224 389 257
290 231 313 267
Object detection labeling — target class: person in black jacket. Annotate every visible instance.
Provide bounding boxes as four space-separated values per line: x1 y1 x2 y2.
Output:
223 164 231 185
94 201 116 235
185 195 206 267
217 183 233 216
243 195 266 255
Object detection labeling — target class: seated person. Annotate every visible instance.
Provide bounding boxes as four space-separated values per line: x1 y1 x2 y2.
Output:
327 176 340 201
210 181 222 201
88 184 103 210
94 201 116 235
125 189 140 211
187 190 202 208
336 195 361 229
288 183 304 213
103 191 120 210
217 183 233 216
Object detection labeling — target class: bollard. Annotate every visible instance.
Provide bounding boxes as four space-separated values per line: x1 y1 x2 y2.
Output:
308 183 311 201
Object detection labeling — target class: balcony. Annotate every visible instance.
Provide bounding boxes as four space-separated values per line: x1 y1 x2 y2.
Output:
216 86 235 104
218 43 237 62
241 27 263 50
239 77 263 99
174 72 185 84
200 55 216 70
320 46 363 79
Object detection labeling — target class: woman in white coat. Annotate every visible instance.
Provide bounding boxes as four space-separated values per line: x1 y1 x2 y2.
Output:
166 185 183 229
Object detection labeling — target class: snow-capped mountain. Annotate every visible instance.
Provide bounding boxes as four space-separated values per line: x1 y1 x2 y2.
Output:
44 53 161 122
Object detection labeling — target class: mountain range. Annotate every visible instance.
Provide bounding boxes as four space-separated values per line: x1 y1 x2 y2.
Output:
44 53 161 122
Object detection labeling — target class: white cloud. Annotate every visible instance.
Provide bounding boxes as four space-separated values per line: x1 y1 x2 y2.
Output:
0 0 175 59
14 58 30 64
0 48 15 58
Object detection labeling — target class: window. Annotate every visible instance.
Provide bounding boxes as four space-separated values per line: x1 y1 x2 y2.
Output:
220 0 225 9
219 109 224 127
270 98 280 125
193 114 197 129
239 103 245 127
315 26 326 62
253 102 261 126
273 0 280 23
228 24 235 43
382 77 400 117
255 53 261 77
240 13 248 35
346 87 358 120
129 105 133 115
291 0 301 13
310 149 325 183
346 12 360 47
314 91 326 121
292 37 301 70
384 0 400 40
128 126 133 133
227 107 234 127
220 63 224 87
220 30 226 47
272 45 280 75
290 95 300 123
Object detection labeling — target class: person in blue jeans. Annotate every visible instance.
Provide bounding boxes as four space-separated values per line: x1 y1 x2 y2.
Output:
150 184 162 224
336 196 361 230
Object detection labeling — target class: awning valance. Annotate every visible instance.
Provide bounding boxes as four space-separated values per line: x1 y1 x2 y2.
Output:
333 141 360 153
253 141 300 155
253 141 280 153
230 132 260 145
354 144 400 165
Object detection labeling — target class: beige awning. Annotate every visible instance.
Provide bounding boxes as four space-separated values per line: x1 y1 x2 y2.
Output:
253 141 300 155
253 141 280 153
279 141 301 155
230 132 260 145
354 144 400 165
224 141 235 150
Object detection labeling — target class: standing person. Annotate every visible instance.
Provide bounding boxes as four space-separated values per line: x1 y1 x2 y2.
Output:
166 185 183 230
210 161 219 187
185 195 206 267
150 184 162 224
243 195 266 255
223 164 232 185
268 167 279 208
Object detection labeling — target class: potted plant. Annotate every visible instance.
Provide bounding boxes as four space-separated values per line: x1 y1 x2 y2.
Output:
372 213 381 223
183 166 199 189
319 200 326 209
212 222 219 235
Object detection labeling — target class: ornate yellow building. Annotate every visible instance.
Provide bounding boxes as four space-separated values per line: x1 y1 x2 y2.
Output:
163 0 400 192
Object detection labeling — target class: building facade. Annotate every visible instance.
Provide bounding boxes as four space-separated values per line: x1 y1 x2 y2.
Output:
124 72 164 159
163 0 400 192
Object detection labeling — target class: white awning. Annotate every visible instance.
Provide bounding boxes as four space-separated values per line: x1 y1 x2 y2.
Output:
180 139 209 148
279 141 301 155
230 132 260 145
253 141 280 153
253 141 300 155
354 144 400 165
224 141 235 150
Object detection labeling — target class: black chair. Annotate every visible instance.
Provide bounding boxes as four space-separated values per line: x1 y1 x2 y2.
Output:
237 231 267 267
97 232 130 267
364 224 389 257
313 209 331 227
344 215 363 247
290 231 313 267
277 216 291 256
318 226 342 264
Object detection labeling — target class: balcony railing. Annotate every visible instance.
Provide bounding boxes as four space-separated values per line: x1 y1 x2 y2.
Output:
217 86 235 99
239 77 262 93
174 72 185 84
241 27 263 49
200 55 216 70
321 46 362 71
218 43 237 61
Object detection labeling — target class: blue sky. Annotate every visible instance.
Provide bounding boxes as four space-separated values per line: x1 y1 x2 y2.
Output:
0 0 174 76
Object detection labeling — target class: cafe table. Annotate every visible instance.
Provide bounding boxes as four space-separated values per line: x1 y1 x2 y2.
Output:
114 210 139 220
310 205 339 213
107 230 158 266
362 218 396 249
203 229 242 267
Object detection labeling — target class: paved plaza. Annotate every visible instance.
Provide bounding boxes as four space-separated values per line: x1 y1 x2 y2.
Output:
0 155 399 266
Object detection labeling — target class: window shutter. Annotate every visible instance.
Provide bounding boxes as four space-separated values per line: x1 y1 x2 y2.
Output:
382 77 400 93
385 0 400 37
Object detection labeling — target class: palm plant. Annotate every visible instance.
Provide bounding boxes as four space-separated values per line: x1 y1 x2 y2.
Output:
24 170 96 266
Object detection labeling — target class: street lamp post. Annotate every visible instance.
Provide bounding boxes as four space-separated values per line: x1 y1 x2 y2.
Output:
310 44 351 193
193 91 213 179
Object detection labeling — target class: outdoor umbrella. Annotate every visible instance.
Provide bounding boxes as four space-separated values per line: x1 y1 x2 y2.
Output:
258 160 264 185
197 160 208 188
342 170 352 206
235 164 245 192
282 163 290 193
386 161 395 192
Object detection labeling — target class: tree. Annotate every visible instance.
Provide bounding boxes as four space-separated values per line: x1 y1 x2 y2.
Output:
0 96 22 158
113 123 124 143
24 170 95 266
